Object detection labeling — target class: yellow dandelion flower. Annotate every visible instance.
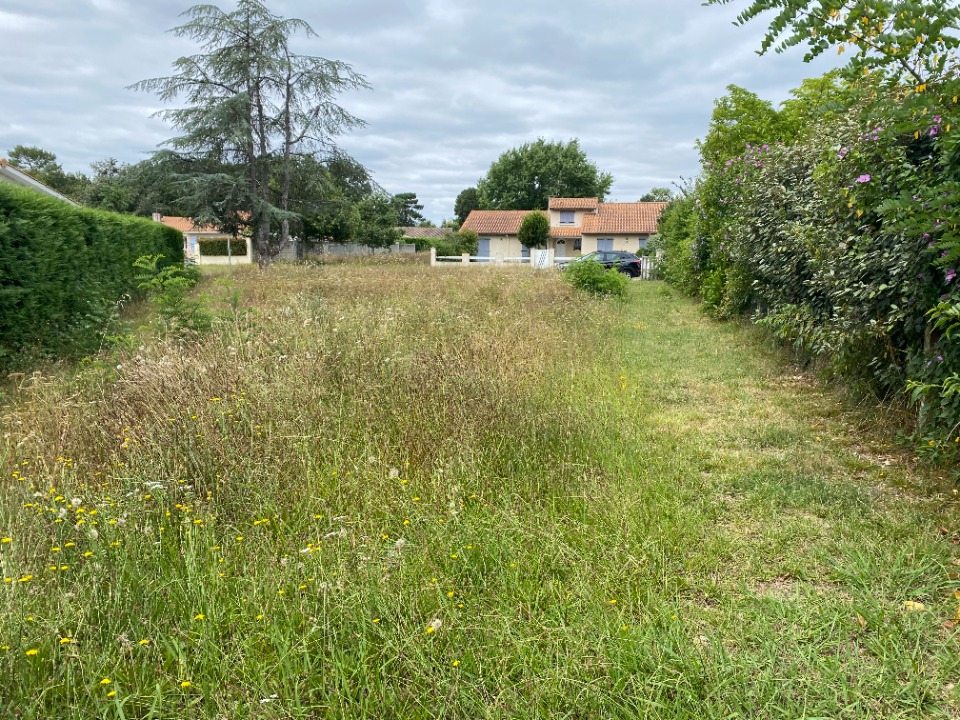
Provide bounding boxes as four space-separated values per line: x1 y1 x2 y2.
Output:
25 648 39 656
447 591 455 598
83 551 93 558
452 660 461 667
138 639 150 646
608 599 617 605
256 614 264 620
373 618 381 623
236 536 244 542
106 691 116 698
18 575 33 583
194 613 205 620
180 681 192 688
59 637 74 644
403 519 411 526
1 537 10 544
100 678 111 685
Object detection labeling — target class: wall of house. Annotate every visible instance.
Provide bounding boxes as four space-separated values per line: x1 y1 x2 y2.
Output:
547 208 595 228
581 235 651 254
479 235 525 258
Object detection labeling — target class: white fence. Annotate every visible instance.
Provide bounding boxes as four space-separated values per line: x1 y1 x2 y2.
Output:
429 248 658 278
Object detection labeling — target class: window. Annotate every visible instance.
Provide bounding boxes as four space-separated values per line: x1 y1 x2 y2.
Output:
521 244 530 259
559 210 575 225
574 238 582 251
638 237 647 249
597 238 614 252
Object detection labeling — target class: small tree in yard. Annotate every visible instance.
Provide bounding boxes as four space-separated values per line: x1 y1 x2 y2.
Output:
517 211 550 249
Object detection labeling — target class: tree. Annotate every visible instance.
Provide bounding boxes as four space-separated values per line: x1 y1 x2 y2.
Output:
132 0 369 267
476 138 613 210
454 187 479 225
391 192 425 226
639 187 675 202
7 145 89 199
697 85 787 167
705 0 960 86
517 211 550 249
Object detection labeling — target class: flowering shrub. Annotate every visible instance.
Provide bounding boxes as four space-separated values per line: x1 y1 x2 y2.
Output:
658 75 960 460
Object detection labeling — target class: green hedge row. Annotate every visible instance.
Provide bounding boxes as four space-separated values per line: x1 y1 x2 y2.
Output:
198 237 247 256
656 77 960 462
0 182 184 367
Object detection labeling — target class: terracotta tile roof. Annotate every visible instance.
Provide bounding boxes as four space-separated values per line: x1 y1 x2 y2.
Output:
460 210 533 235
550 226 582 238
581 202 667 235
160 216 225 234
398 226 449 239
548 197 599 210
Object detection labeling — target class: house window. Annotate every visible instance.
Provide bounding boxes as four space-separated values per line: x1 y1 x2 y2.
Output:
638 237 647 249
521 244 530 259
559 210 575 225
597 238 614 252
574 238 582 251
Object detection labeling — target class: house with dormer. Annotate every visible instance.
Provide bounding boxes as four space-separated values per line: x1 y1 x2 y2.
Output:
460 198 666 260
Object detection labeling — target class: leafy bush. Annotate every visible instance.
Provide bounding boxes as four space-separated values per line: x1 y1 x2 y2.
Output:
563 258 629 299
197 237 248 256
0 183 184 367
656 74 960 460
133 254 210 337
413 229 478 256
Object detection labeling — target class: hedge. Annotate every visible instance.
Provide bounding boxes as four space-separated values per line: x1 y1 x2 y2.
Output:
0 183 184 367
197 237 247 256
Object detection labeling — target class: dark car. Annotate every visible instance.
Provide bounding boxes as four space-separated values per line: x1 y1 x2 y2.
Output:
559 250 645 277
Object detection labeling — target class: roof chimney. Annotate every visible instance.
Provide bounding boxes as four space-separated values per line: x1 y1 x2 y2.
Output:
152 212 163 223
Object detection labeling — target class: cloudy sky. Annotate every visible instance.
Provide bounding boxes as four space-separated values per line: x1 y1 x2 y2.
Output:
1 0 840 222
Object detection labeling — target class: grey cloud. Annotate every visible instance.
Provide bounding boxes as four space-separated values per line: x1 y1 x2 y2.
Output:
1 0 842 221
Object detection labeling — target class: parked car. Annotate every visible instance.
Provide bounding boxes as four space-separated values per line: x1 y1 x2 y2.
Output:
558 250 645 277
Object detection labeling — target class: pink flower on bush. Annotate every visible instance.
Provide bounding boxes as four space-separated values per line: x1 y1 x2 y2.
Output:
947 268 957 283
855 174 871 183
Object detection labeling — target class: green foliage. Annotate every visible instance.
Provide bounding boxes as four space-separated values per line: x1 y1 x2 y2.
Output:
454 187 479 225
563 258 629 299
131 0 369 266
133 254 210 337
517 211 550 249
698 85 791 167
7 145 89 200
477 138 613 210
658 65 960 460
705 0 960 86
197 237 248 256
639 187 675 202
391 192 425 226
412 229 478 256
0 183 184 367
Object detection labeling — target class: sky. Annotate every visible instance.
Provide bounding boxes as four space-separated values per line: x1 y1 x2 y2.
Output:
1 0 841 223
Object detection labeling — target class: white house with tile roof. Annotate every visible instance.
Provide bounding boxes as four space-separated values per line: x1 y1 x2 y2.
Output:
460 198 666 260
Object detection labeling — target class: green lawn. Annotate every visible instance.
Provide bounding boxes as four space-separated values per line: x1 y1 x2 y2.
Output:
1 263 958 718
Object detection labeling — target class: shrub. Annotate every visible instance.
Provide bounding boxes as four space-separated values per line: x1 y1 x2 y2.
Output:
133 254 210 337
563 258 629 299
413 229 479 256
197 237 247 256
0 183 183 367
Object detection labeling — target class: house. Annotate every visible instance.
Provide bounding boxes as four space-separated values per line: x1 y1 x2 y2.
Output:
152 213 253 265
0 158 79 205
460 198 666 260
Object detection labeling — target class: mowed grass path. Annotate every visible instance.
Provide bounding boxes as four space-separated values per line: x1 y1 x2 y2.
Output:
1 263 958 718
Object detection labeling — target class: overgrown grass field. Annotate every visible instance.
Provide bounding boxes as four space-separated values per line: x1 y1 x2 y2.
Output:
1 262 959 718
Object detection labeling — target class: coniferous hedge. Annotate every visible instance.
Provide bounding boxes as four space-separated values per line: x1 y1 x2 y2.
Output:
0 183 184 367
